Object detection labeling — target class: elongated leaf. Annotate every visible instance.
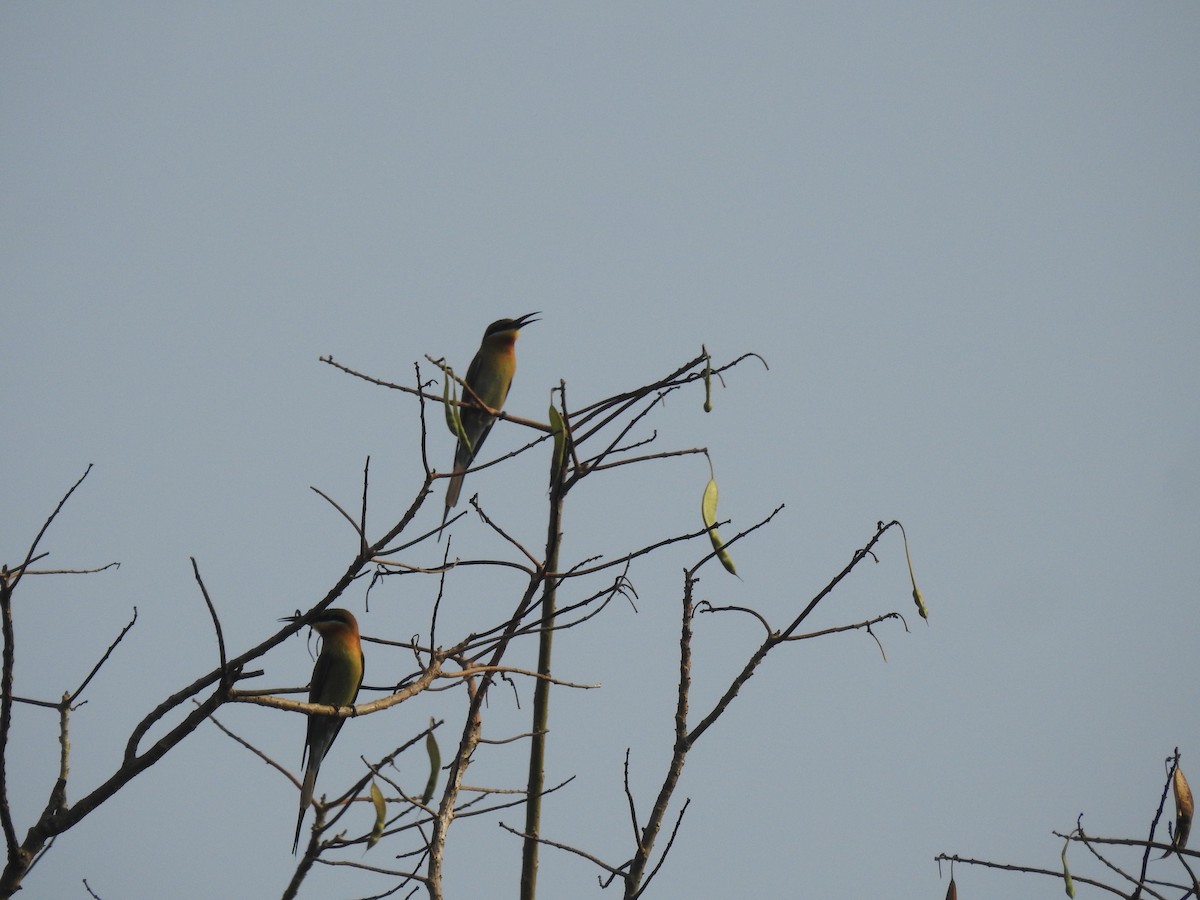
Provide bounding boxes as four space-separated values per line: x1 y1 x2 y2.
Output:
422 721 441 805
443 371 472 454
367 780 386 849
442 370 455 433
1174 765 1193 852
549 404 566 484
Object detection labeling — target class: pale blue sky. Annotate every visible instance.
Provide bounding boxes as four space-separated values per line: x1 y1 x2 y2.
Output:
3 5 1198 898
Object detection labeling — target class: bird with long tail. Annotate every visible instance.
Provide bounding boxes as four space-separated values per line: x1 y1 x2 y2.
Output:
283 608 364 854
441 312 539 533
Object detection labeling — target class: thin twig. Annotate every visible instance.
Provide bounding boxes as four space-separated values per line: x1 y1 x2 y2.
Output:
623 749 641 847
70 609 139 703
190 559 228 687
16 563 119 577
321 355 552 434
632 797 691 899
206 707 297 785
934 853 1142 898
8 465 94 595
500 822 625 876
694 602 773 637
1131 757 1181 899
310 486 366 541
360 456 371 559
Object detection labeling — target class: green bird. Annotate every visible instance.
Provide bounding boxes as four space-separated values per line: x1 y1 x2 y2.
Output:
284 608 365 854
442 312 539 529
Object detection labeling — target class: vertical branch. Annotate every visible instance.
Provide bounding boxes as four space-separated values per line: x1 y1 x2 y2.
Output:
428 569 544 898
1131 754 1180 900
0 575 19 863
520 458 566 900
427 673 483 900
50 693 70 820
359 456 371 560
624 570 695 898
0 466 93 872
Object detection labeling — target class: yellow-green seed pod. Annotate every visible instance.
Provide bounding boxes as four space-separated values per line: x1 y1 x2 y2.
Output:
421 721 441 806
701 478 737 576
1174 766 1193 852
900 523 929 620
367 780 386 849
715 545 736 575
912 585 928 620
1061 838 1075 897
702 478 719 528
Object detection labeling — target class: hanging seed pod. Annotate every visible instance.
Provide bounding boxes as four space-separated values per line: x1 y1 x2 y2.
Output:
944 876 956 900
421 721 441 806
701 478 738 576
702 477 719 527
703 350 714 413
899 522 929 620
1061 837 1075 897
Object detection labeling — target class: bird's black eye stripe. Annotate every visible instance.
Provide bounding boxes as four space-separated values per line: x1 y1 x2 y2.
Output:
483 312 539 338
485 319 516 336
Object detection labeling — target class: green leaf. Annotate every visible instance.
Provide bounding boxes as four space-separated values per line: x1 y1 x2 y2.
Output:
367 780 386 849
443 370 472 454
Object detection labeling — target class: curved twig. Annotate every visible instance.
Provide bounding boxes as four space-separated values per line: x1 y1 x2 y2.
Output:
190 559 228 687
694 602 774 637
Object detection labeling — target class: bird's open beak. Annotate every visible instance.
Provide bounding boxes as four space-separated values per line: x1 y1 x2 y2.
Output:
513 311 541 329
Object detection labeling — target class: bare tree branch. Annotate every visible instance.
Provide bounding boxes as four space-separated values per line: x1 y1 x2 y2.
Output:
70 609 138 703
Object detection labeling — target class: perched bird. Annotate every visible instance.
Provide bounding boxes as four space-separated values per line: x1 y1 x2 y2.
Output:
442 312 539 530
284 608 365 854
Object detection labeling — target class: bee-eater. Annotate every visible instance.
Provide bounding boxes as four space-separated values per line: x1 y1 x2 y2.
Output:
284 608 365 854
442 312 539 529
